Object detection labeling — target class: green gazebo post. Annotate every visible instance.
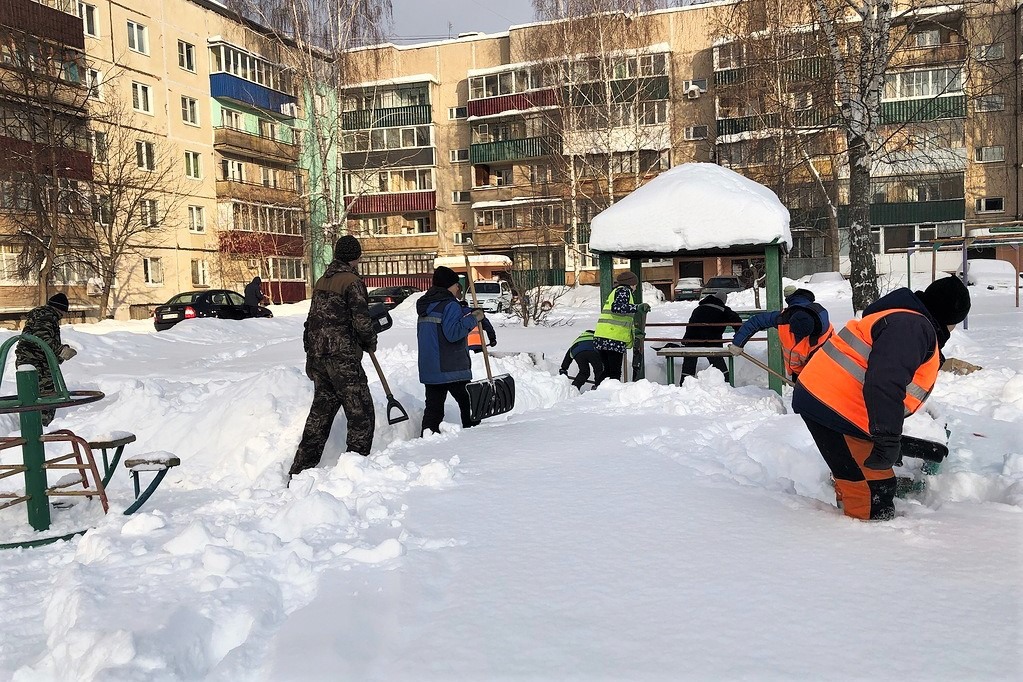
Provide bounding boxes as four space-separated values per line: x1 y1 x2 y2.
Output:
764 241 784 395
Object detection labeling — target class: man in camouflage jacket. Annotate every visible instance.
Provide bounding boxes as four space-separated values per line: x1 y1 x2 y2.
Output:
15 293 77 426
289 236 378 476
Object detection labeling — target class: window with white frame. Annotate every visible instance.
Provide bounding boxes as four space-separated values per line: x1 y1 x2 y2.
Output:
135 140 155 170
912 29 940 47
973 43 1004 61
184 151 202 179
187 205 205 232
357 217 381 236
181 96 199 125
530 164 552 184
90 131 108 162
143 256 163 285
975 95 1004 112
883 67 962 100
231 202 302 235
126 20 148 55
139 198 159 228
974 146 1004 163
976 197 1004 213
222 159 245 181
684 125 709 141
261 166 279 188
452 190 470 203
222 108 243 129
52 255 95 285
92 194 112 224
682 79 708 93
450 148 469 163
78 3 98 38
342 125 431 153
267 257 305 281
191 259 210 286
448 106 468 119
86 68 102 98
0 244 27 283
178 40 195 72
209 43 292 93
131 81 152 113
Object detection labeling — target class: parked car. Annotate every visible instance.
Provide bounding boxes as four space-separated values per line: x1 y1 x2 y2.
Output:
956 259 1019 289
470 280 513 313
153 290 273 331
700 276 745 300
673 277 704 301
367 285 422 310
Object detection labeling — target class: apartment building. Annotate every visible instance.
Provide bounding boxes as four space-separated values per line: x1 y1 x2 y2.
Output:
1 0 307 322
339 1 1020 295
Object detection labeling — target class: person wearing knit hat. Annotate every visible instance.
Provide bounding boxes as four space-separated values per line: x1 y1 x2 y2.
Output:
416 267 486 434
15 292 78 426
792 276 971 522
290 235 377 478
593 270 649 384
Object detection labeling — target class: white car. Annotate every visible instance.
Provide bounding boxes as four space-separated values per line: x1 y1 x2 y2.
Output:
471 280 513 312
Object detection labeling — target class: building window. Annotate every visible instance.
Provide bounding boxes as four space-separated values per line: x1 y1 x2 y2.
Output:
191 259 210 286
184 151 202 179
684 125 708 141
181 96 199 125
448 106 468 119
86 68 102 99
973 43 1004 61
530 164 552 184
974 146 1004 163
222 159 245 182
495 168 513 186
912 29 940 48
135 141 155 170
131 82 152 114
187 205 205 232
143 257 164 285
0 244 27 283
450 148 469 163
882 67 962 100
177 40 195 72
92 194 112 224
790 233 825 259
682 79 708 93
90 131 108 162
975 197 1004 213
126 20 149 55
78 3 98 38
230 201 302 235
452 191 470 203
975 95 1004 112
139 198 159 228
267 257 305 281
222 109 243 129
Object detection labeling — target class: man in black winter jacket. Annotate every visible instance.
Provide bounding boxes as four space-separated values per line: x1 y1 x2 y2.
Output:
15 293 77 426
679 294 742 385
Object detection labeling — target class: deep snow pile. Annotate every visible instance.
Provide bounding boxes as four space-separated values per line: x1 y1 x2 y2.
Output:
589 163 792 253
0 281 1020 680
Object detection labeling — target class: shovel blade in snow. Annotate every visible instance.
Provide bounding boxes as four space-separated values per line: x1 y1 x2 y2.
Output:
900 435 949 463
466 374 515 422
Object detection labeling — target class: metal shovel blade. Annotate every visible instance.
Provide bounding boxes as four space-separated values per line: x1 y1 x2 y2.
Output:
899 435 948 463
385 394 409 425
466 374 516 422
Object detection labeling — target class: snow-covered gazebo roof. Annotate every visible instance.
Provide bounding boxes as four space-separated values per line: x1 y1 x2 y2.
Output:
589 163 792 257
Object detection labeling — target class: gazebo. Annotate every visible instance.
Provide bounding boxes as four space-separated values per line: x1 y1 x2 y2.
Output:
589 163 792 393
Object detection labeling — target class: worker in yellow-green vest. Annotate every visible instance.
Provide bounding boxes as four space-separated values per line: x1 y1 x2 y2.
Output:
593 270 650 383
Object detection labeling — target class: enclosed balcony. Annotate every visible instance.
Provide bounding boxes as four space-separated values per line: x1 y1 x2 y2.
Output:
0 0 85 49
470 135 562 165
891 42 967 68
467 88 560 118
837 199 965 227
214 126 299 164
344 191 437 215
210 73 297 116
881 95 966 124
341 104 432 130
716 113 779 137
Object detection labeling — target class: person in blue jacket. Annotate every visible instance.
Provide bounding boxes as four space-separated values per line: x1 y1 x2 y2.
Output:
559 329 603 390
417 266 485 435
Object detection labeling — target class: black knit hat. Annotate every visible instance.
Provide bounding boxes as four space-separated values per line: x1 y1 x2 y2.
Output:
433 266 460 289
333 235 362 263
47 293 69 313
917 275 971 326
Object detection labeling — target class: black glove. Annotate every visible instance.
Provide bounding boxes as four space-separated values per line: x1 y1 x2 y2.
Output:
488 338 497 347
864 435 901 470
559 368 568 376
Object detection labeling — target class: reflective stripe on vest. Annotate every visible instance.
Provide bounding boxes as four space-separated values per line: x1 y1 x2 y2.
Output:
797 308 940 434
778 323 834 375
594 288 635 347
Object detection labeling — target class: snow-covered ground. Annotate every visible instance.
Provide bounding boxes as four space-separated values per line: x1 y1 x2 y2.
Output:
1 281 1021 681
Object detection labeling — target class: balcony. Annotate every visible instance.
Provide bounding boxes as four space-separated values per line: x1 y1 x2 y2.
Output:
891 42 967 69
216 178 301 206
219 231 304 258
467 88 560 118
469 226 567 251
837 199 965 227
568 76 669 108
0 0 85 49
341 147 435 170
360 234 439 252
470 135 562 165
881 95 965 124
210 73 297 115
344 191 436 215
341 104 432 130
716 113 779 137
0 136 92 181
214 126 299 164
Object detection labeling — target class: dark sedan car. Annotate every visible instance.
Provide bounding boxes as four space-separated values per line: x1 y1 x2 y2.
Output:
367 285 422 310
153 289 273 331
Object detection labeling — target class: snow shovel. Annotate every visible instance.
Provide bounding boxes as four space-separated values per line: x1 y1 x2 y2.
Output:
631 307 647 381
899 435 948 464
367 351 409 425
728 344 795 387
463 254 515 421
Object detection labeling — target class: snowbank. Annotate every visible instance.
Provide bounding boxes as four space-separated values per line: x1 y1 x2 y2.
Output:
589 163 792 253
957 259 1019 289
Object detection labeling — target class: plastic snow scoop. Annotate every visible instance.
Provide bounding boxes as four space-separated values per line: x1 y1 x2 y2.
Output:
729 344 795 387
463 254 515 421
367 351 409 425
368 303 393 334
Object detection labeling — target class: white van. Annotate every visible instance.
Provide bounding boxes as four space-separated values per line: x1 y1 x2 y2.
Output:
471 280 513 312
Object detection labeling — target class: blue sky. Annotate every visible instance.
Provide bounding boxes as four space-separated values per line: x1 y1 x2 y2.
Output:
388 0 537 43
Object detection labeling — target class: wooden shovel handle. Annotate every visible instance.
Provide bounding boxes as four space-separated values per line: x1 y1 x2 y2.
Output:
367 351 392 395
463 254 494 381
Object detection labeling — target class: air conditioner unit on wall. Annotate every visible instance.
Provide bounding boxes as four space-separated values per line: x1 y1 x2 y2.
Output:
685 84 701 100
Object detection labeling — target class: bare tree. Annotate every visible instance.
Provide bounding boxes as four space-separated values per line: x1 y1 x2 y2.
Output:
76 96 188 317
